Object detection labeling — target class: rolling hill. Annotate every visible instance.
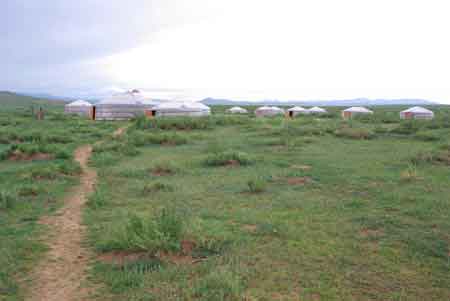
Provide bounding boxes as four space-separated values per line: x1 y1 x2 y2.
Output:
0 91 65 110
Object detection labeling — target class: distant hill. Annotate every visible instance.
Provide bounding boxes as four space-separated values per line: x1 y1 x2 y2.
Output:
201 97 437 107
0 91 65 110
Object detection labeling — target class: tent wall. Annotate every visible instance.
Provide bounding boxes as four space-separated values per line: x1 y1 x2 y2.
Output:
155 110 210 117
64 106 92 116
95 104 145 120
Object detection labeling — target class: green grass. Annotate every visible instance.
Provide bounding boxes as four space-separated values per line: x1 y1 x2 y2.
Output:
2 100 450 300
0 97 117 301
84 107 450 300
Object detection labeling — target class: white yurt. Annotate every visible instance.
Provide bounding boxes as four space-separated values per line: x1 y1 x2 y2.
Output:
153 102 211 117
64 100 93 117
342 107 373 119
227 106 248 114
95 90 145 120
308 106 328 114
287 106 308 117
400 106 434 120
255 106 285 117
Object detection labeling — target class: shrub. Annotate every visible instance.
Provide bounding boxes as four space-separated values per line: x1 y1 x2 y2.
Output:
93 141 139 157
334 127 375 140
98 208 184 254
87 189 107 209
204 151 253 167
142 182 174 194
246 178 267 193
414 131 440 142
128 132 187 146
0 191 16 210
391 121 423 135
134 116 212 130
151 162 179 176
193 269 243 301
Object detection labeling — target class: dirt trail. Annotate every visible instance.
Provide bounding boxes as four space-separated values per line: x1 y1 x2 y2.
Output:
27 145 96 301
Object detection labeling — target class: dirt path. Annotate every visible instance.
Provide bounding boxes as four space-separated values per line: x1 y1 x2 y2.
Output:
27 145 96 301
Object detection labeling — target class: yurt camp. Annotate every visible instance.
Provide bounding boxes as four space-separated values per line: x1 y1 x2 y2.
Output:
153 102 211 117
64 100 93 117
287 106 308 117
400 106 434 120
227 106 248 114
308 106 328 114
342 107 373 119
255 106 285 117
95 91 145 120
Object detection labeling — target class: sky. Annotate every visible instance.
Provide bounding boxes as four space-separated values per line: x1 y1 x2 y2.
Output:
1 0 450 103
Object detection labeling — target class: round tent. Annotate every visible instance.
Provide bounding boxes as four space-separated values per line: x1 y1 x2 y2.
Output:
227 106 248 114
342 106 373 119
95 91 145 120
255 106 285 117
308 106 328 114
287 106 308 117
64 100 93 117
154 102 211 117
400 106 434 120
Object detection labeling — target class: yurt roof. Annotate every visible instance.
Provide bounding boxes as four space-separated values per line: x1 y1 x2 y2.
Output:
155 102 210 111
287 106 307 112
257 106 284 111
138 99 160 106
343 106 373 113
97 91 144 105
309 106 327 112
67 100 92 107
401 106 433 114
229 106 246 110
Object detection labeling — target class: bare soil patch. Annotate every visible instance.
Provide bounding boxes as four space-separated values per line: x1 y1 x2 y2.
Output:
26 145 96 301
286 176 313 185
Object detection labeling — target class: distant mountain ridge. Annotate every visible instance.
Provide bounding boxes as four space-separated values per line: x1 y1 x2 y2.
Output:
0 91 65 108
201 97 437 106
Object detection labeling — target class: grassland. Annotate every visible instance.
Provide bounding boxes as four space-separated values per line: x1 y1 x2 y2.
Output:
0 98 117 301
86 106 450 300
1 97 450 300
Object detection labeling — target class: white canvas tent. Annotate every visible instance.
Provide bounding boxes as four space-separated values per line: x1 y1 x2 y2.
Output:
227 106 248 114
153 102 211 117
308 106 328 114
95 91 145 120
287 106 308 117
255 106 285 117
400 106 434 120
342 106 373 119
64 100 93 117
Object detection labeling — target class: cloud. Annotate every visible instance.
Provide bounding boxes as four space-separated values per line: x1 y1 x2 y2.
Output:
1 0 450 103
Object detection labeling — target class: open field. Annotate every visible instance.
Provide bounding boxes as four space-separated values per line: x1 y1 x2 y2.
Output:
1 98 450 300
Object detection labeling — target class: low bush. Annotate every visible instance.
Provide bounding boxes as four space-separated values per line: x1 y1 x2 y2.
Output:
246 178 267 193
87 188 107 209
204 151 254 167
98 208 184 254
0 191 17 210
128 132 187 146
142 182 174 194
93 141 139 157
334 127 375 140
414 131 441 142
192 269 243 300
411 144 450 165
134 116 212 130
391 121 423 135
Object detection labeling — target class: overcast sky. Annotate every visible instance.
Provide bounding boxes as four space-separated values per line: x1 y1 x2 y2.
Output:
1 0 450 103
